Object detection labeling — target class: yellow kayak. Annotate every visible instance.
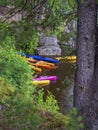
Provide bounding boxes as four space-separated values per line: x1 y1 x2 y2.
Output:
28 62 42 73
69 59 76 63
32 80 50 86
56 56 76 60
32 66 42 73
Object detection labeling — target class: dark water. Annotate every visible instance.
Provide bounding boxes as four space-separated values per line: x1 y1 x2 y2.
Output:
42 62 75 114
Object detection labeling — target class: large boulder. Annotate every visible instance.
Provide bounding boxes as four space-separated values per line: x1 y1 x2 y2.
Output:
37 46 61 56
39 36 58 46
37 36 61 56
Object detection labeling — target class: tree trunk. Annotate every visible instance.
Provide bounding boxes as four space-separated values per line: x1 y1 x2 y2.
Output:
74 0 97 129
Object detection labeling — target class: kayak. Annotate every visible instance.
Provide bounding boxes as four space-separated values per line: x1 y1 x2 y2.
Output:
28 61 51 70
32 62 51 70
56 56 76 60
42 57 59 64
32 66 42 73
28 62 42 73
69 59 76 63
27 58 55 68
32 80 50 86
26 54 43 60
37 61 55 68
26 54 59 64
26 58 37 63
33 76 57 82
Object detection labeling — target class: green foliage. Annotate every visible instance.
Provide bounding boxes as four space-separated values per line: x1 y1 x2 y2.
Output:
35 89 59 112
1 36 15 49
0 47 61 129
0 0 77 50
14 0 25 8
80 0 85 4
42 108 84 130
62 76 71 86
46 112 69 129
44 91 59 112
0 21 39 54
0 0 7 6
61 45 75 56
14 21 39 54
0 46 82 130
0 1 81 130
66 108 84 130
0 77 15 104
0 47 43 129
0 86 44 130
0 47 33 88
0 22 14 46
68 0 76 8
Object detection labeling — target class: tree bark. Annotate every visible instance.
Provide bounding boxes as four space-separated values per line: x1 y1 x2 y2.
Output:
74 0 97 129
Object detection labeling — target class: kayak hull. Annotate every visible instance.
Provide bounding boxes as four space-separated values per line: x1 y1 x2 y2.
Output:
32 80 50 86
32 66 42 73
26 55 59 64
56 56 76 60
33 63 51 70
33 76 57 81
37 61 55 68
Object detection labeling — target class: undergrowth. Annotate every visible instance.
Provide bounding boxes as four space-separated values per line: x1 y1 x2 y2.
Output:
0 33 83 130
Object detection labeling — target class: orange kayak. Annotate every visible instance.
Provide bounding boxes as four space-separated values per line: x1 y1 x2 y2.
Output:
37 61 55 68
33 62 51 70
28 62 42 73
27 58 55 68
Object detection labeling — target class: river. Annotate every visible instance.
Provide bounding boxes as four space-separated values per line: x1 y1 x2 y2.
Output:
42 61 75 114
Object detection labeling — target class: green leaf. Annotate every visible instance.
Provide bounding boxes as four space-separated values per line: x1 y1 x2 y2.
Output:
68 0 76 8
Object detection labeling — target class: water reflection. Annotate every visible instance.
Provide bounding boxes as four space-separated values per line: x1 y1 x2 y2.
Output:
42 62 75 113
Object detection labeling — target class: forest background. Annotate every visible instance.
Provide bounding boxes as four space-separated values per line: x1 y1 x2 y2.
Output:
0 0 95 130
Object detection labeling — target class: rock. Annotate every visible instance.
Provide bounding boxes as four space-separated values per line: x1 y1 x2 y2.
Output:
39 36 58 46
37 36 61 56
37 46 61 56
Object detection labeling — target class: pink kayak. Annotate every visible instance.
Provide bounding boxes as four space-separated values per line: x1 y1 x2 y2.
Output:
33 76 57 82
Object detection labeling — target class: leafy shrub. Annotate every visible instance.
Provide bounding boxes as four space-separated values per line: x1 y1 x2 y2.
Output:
45 112 69 129
0 85 44 130
0 77 15 104
0 21 38 54
13 21 39 54
66 108 84 130
0 47 44 129
35 89 59 112
0 22 14 47
0 47 33 88
0 47 60 130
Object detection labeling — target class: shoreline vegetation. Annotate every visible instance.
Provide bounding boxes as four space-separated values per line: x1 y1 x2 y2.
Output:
0 47 83 130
